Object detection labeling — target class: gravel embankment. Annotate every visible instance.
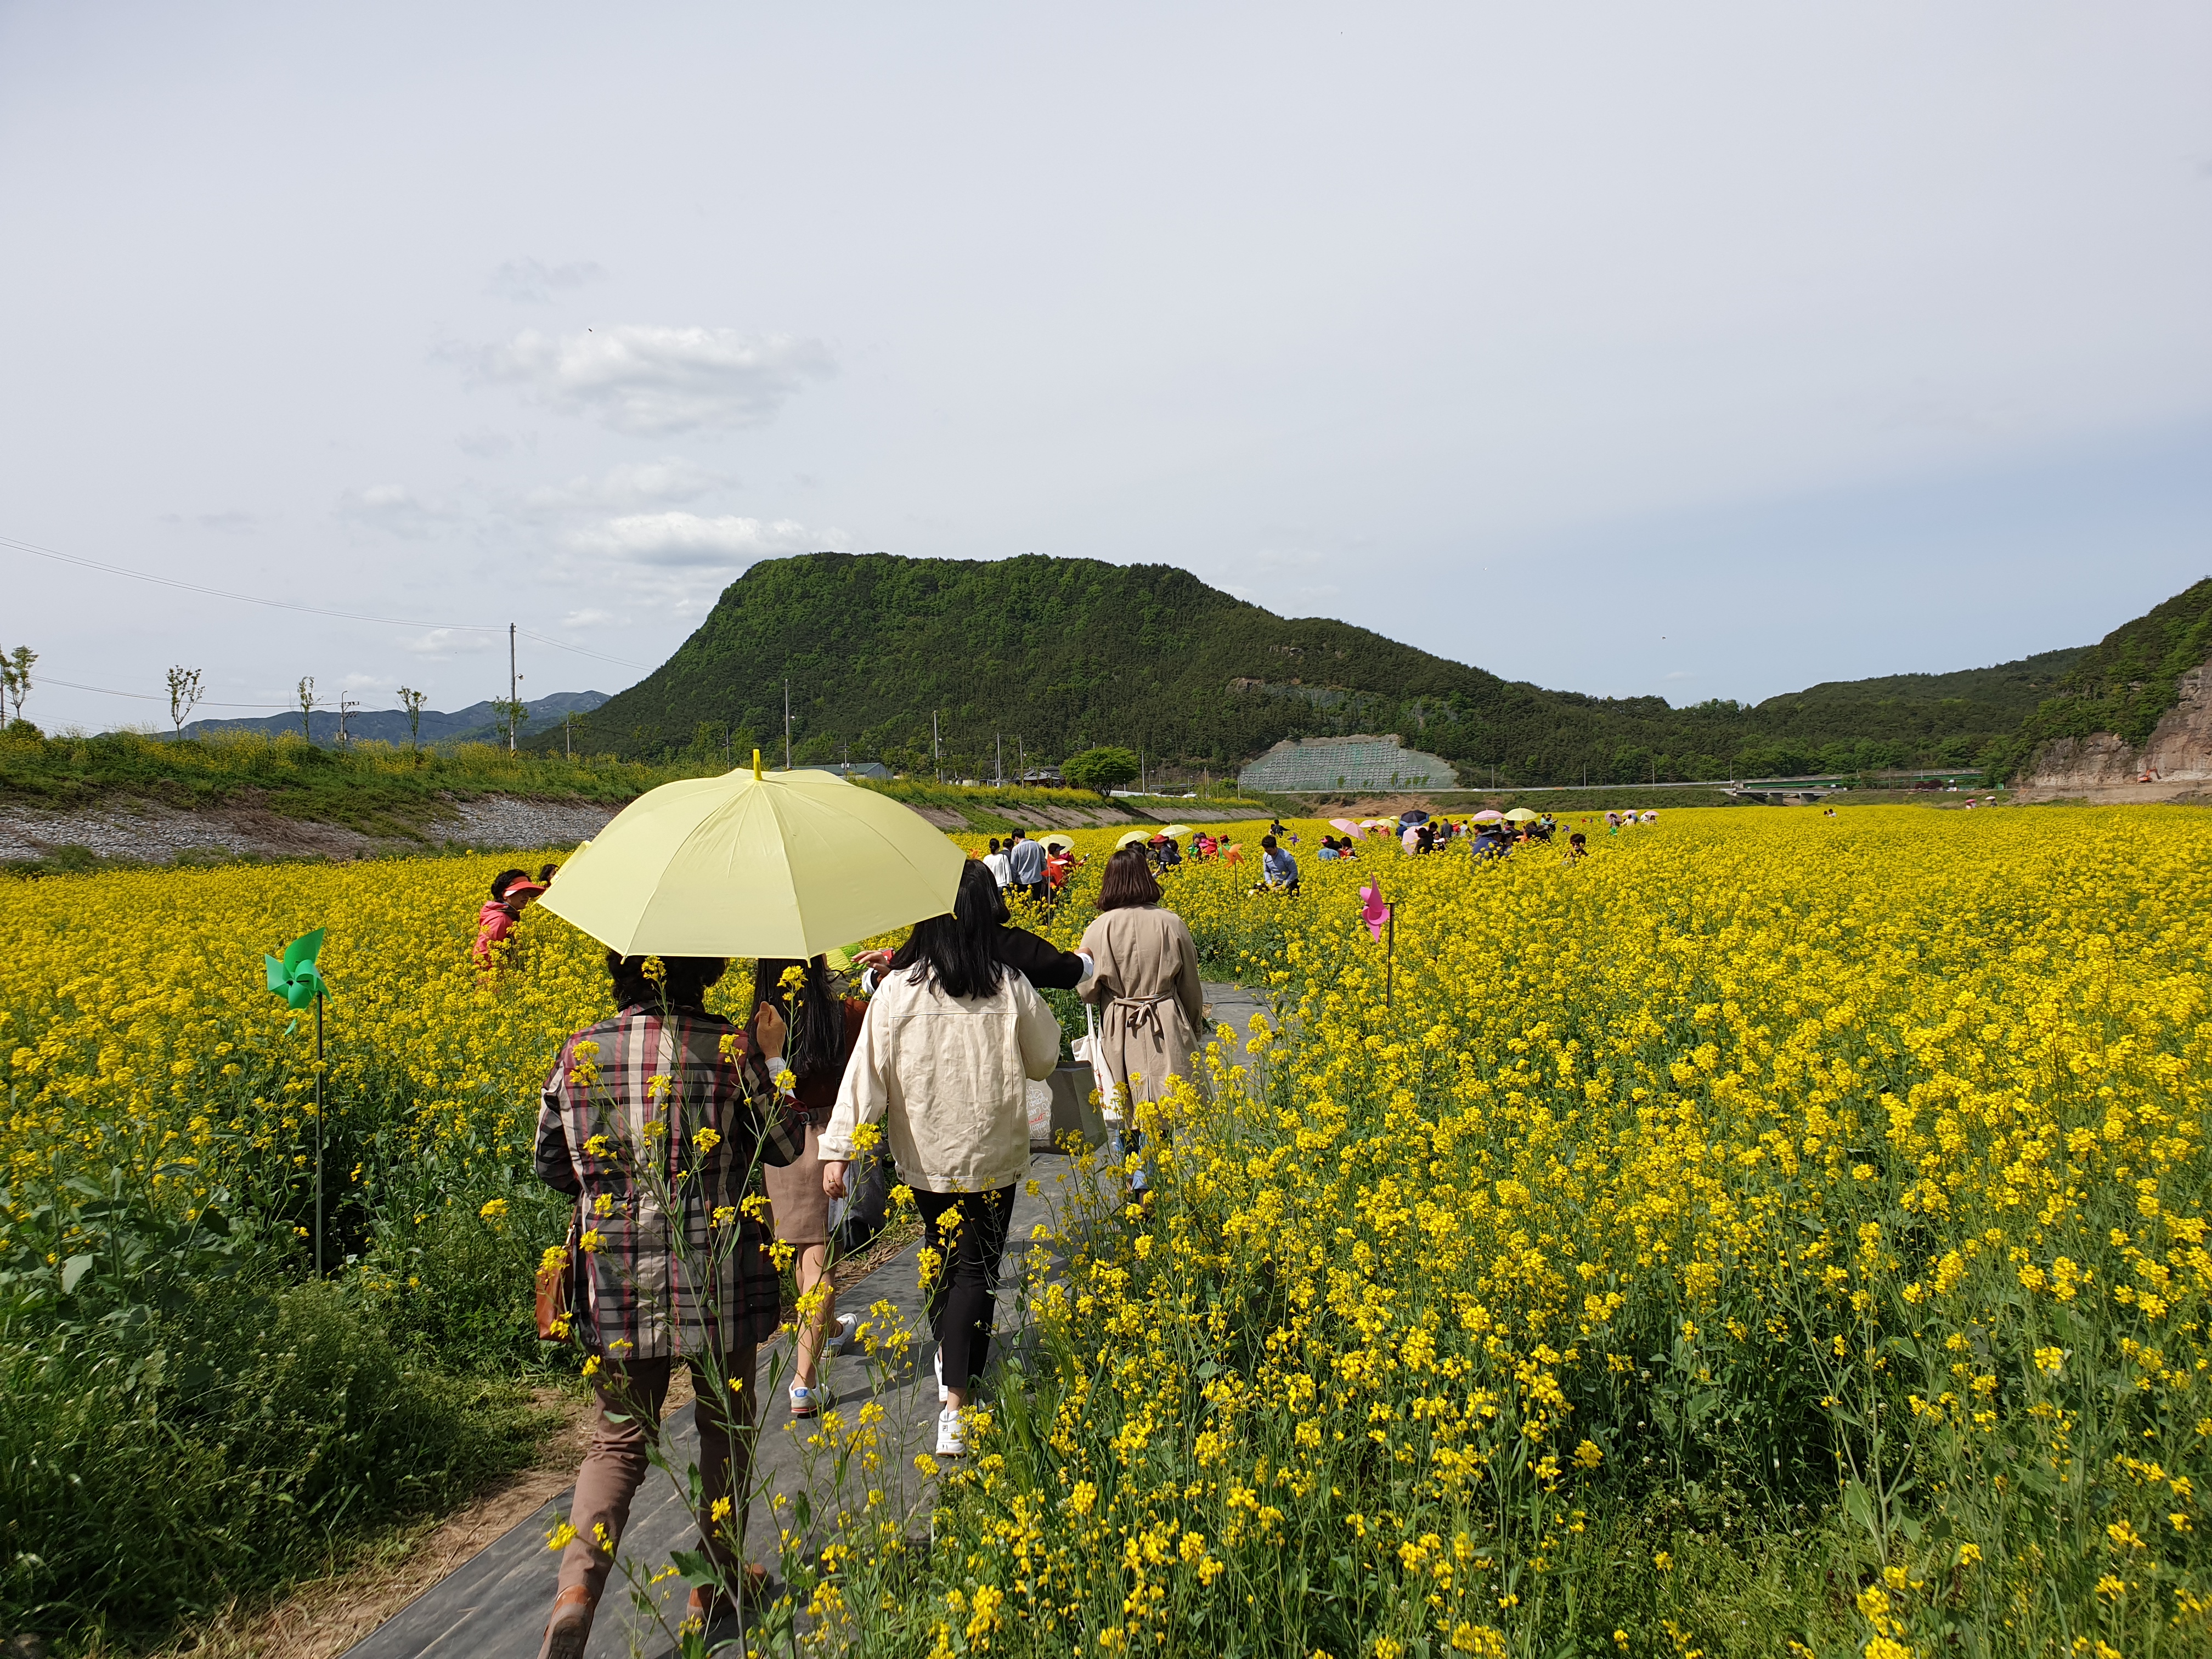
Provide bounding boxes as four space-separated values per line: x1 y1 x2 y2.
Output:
0 794 622 865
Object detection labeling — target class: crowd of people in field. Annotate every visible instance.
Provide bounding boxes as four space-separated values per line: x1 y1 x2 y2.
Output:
504 804 1657 1653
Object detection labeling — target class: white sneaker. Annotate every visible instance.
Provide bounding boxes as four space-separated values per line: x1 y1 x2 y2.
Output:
824 1312 859 1356
790 1380 834 1419
934 1345 949 1403
935 1405 965 1457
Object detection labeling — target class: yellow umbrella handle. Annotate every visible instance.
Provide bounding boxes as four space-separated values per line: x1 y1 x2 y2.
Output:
753 748 763 780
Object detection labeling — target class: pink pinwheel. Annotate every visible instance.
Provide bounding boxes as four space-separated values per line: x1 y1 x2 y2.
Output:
1360 883 1391 943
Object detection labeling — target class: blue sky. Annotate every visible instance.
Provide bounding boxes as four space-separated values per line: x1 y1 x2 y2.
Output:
2 2 2207 730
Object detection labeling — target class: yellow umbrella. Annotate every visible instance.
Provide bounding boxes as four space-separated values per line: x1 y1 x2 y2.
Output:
1158 823 1193 839
1116 829 1153 849
1503 808 1540 823
536 753 966 958
1039 832 1075 852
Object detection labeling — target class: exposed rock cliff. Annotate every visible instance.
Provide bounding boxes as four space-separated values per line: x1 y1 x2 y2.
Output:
2018 665 2212 802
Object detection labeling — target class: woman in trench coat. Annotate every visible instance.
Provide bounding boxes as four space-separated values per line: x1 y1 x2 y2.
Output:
1077 848 1206 1186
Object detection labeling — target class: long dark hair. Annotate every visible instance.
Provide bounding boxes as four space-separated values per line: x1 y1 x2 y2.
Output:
752 955 847 1079
607 951 726 1013
1098 846 1163 911
890 860 1006 999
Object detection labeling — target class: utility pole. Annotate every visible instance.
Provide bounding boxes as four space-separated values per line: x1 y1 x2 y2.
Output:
996 732 1003 787
933 710 942 783
1018 736 1024 782
508 624 518 753
783 678 792 770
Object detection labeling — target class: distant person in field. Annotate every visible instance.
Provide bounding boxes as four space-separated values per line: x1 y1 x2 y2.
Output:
1005 828 1048 904
538 862 561 885
1260 834 1300 895
983 837 1013 889
473 868 544 965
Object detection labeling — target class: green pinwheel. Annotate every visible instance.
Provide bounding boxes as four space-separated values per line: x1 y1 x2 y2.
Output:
265 928 333 1273
266 929 330 1030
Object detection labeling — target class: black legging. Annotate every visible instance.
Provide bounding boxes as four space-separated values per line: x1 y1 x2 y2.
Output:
913 1186 1015 1394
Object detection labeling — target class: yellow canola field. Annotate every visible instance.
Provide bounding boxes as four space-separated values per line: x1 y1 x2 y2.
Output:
0 855 628 1270
9 806 2212 1656
930 806 2212 1657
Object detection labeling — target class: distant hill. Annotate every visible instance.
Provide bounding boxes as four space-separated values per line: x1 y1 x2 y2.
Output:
176 690 608 749
1733 647 2085 754
534 552 2098 787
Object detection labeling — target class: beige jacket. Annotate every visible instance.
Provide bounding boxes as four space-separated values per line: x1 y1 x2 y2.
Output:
820 965 1061 1194
1077 905 1205 1106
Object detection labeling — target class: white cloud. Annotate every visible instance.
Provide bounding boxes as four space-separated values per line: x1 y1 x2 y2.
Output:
468 325 835 434
487 257 608 303
335 483 454 540
561 607 620 628
403 628 498 657
569 511 832 568
520 457 727 515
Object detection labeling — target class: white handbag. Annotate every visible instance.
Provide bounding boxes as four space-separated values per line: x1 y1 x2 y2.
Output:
1074 1002 1124 1123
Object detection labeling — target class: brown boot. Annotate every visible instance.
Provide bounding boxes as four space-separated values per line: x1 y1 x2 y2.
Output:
539 1584 595 1659
685 1563 770 1628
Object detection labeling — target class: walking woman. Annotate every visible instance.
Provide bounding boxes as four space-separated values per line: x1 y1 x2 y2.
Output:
533 952 800 1658
818 861 1062 1457
751 955 866 1419
1077 848 1205 1190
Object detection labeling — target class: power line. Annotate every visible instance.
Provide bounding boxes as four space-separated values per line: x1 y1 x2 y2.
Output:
1 532 499 631
516 628 651 672
1 532 654 672
44 675 292 708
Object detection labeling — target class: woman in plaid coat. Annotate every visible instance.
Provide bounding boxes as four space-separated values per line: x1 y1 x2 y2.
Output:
532 951 802 1658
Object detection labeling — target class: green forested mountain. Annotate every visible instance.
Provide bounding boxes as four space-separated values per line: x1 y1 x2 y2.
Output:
1991 578 2212 771
546 552 2094 786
